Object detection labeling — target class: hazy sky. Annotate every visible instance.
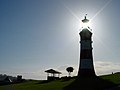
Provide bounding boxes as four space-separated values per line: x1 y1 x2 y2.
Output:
0 0 120 80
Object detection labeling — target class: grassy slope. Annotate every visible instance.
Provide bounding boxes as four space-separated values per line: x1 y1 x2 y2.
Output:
101 73 120 84
0 87 3 90
0 74 120 90
0 79 74 90
14 79 74 90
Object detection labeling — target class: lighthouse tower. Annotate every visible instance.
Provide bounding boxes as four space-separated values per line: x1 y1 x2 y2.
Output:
78 15 96 77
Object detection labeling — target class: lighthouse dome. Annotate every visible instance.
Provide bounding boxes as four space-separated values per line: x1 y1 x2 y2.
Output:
80 28 92 40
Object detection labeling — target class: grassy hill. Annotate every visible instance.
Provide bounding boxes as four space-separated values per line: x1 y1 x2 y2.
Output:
0 73 120 90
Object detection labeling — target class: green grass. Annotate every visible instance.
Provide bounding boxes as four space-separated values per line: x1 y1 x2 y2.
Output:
0 73 120 90
0 87 4 90
101 73 120 84
0 79 74 90
12 80 74 90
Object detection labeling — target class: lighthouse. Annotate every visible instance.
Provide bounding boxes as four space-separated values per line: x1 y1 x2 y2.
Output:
78 15 96 77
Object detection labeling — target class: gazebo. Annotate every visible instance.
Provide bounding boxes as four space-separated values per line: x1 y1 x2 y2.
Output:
45 69 62 80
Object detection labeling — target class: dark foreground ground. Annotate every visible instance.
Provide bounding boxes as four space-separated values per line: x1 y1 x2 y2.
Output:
0 73 120 90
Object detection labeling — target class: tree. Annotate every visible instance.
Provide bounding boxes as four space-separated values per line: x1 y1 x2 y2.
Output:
66 67 74 77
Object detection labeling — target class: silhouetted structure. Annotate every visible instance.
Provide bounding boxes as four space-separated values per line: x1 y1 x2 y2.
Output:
17 75 22 82
64 15 117 90
78 15 96 77
4 76 12 83
45 69 61 81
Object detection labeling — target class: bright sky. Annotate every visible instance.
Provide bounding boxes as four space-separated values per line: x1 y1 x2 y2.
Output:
0 0 120 80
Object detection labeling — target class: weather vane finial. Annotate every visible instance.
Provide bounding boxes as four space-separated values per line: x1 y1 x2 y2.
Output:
82 14 89 23
85 14 87 19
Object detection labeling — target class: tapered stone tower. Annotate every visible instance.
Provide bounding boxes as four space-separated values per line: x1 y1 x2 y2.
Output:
78 15 96 77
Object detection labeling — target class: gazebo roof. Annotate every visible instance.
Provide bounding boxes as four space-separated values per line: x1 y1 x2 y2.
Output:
45 69 61 74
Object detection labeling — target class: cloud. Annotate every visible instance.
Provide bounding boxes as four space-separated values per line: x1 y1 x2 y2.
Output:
95 61 120 75
2 61 120 80
0 69 46 80
24 61 120 79
57 61 120 77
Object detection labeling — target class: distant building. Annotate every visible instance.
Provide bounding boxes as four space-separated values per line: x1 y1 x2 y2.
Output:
4 76 12 83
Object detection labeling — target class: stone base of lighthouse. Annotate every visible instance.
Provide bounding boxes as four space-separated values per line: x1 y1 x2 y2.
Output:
78 58 96 77
78 69 96 77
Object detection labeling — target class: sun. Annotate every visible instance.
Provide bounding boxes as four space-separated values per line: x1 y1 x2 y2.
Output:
80 15 92 29
81 21 92 28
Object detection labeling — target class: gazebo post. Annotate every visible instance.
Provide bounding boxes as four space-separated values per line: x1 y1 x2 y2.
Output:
47 73 49 77
53 73 55 77
58 73 60 77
